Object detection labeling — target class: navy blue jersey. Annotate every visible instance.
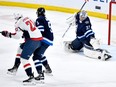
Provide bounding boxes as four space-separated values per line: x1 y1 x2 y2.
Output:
75 14 95 42
35 15 54 45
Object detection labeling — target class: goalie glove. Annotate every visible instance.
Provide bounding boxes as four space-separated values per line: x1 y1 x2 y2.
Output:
1 31 11 38
66 13 77 26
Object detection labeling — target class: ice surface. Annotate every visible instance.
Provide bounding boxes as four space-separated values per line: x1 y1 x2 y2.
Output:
0 6 116 87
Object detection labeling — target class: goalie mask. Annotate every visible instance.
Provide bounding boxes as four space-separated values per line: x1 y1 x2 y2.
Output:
36 7 45 17
79 10 87 21
14 13 23 20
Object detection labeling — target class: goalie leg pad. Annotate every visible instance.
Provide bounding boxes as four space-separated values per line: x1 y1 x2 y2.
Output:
90 38 100 49
83 47 112 61
83 47 101 59
63 39 83 53
63 41 74 52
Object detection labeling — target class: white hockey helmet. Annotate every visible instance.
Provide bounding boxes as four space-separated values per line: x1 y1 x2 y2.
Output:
14 13 23 20
79 10 87 19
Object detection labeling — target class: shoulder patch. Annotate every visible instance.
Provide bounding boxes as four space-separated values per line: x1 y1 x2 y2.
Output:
85 21 89 24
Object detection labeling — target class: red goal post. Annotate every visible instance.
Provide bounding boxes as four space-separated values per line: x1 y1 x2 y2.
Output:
108 0 116 45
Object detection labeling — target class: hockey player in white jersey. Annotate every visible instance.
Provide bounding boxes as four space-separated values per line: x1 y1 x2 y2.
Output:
7 7 53 77
1 13 44 84
64 10 112 61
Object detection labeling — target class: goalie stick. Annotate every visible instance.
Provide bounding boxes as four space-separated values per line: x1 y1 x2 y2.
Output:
62 23 72 38
66 1 87 21
62 1 88 38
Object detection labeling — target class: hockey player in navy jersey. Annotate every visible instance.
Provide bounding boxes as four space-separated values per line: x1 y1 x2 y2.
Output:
1 14 44 84
34 7 54 74
64 10 111 61
7 7 53 78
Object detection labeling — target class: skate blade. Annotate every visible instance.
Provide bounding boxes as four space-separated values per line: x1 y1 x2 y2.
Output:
43 70 53 76
35 80 45 84
7 71 16 76
23 81 36 86
45 73 53 76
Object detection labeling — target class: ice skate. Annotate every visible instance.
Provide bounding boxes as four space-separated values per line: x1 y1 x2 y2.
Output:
35 72 45 84
7 66 18 75
23 75 36 85
43 64 53 76
43 69 53 76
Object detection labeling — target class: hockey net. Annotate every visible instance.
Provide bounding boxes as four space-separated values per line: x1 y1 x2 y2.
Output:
108 0 116 45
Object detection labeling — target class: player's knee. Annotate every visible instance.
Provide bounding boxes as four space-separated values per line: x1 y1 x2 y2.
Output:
20 55 30 60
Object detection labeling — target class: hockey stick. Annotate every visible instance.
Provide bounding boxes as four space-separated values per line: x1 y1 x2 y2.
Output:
62 1 88 38
66 1 87 21
62 23 72 38
78 1 87 13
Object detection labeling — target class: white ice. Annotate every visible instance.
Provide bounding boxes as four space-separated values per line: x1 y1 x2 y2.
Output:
0 6 116 87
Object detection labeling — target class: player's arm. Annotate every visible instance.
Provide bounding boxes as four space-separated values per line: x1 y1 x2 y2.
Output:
66 12 78 26
36 18 45 32
11 27 23 39
1 27 23 39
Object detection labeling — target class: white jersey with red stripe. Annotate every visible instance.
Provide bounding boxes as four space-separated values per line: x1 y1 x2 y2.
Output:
11 16 43 40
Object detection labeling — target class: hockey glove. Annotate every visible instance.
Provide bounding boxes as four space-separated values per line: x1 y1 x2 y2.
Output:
66 12 77 26
1 31 11 38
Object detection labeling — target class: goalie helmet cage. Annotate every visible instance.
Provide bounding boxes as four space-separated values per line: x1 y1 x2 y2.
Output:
108 0 116 45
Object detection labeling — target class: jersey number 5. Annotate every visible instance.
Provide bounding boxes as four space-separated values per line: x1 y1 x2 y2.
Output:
25 20 36 31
